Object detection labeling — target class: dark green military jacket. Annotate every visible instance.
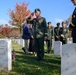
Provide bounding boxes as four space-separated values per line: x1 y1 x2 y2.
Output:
60 27 68 40
33 17 47 38
47 27 53 40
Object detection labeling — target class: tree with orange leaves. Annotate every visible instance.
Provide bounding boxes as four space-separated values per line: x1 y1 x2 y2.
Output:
9 2 31 37
1 24 11 38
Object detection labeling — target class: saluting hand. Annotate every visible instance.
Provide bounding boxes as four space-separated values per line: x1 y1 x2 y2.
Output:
56 36 59 38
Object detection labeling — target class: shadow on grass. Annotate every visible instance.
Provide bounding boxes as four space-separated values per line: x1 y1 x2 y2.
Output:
10 41 61 75
11 49 61 75
15 50 25 55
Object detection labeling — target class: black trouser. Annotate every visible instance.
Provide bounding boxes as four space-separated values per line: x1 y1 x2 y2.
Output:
35 37 44 60
60 38 67 45
72 29 76 43
73 37 76 43
55 37 60 41
29 38 34 52
46 40 52 53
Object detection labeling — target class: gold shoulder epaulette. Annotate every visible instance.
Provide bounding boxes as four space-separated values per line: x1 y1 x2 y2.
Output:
71 22 75 27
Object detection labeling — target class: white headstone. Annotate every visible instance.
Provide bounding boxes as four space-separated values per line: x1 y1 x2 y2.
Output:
0 39 12 71
67 38 72 44
52 41 54 48
61 43 76 75
54 41 62 56
19 39 24 47
14 39 20 45
17 39 20 45
13 39 16 43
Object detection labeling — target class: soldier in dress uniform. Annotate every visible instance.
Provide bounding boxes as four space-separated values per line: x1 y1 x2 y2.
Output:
33 8 47 61
60 22 68 45
69 0 76 43
46 22 54 53
54 22 61 41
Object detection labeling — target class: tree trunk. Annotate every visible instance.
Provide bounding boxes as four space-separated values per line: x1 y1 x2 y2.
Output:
19 26 22 38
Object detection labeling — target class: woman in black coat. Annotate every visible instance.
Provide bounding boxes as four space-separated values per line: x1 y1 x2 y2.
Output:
28 24 35 53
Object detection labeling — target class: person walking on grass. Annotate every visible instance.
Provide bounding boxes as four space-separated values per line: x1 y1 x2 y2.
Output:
22 19 31 54
22 13 34 54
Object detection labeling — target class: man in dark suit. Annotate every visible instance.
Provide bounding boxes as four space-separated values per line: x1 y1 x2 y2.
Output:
54 23 61 41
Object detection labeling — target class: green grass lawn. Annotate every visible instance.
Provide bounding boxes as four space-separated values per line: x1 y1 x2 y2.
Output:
0 42 61 75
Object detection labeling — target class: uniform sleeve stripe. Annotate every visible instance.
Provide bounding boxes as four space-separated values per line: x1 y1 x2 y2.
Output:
71 22 75 27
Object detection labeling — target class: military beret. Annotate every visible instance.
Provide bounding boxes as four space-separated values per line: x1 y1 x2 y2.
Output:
48 22 51 24
57 22 60 26
34 8 41 13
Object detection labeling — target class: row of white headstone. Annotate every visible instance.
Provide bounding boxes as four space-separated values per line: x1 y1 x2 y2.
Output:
12 39 25 47
0 39 76 75
12 38 72 50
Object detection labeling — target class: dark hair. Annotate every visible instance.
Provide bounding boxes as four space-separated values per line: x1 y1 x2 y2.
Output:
57 22 60 26
26 17 33 24
62 21 65 25
34 8 41 13
48 22 51 25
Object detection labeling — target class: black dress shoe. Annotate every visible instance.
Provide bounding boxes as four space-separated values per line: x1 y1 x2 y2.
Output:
22 47 25 53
